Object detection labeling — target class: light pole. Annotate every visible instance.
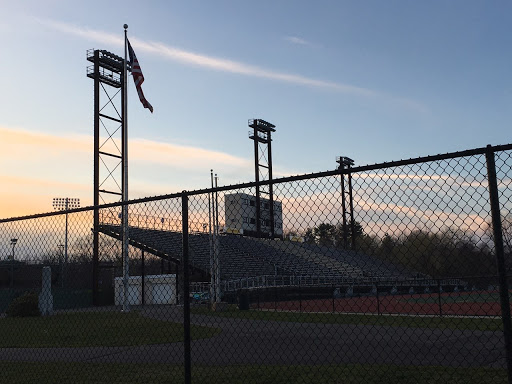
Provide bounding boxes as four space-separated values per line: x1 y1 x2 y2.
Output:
10 238 17 288
336 156 355 249
53 198 80 287
58 243 65 288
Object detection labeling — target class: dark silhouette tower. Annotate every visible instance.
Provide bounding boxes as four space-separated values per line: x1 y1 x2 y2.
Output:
336 156 355 249
87 49 126 305
249 119 276 238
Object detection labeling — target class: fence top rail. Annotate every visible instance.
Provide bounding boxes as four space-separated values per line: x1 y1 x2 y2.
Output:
1 143 511 223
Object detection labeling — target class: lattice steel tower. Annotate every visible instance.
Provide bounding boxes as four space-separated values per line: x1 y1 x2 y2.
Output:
336 156 355 249
86 49 126 305
248 119 276 238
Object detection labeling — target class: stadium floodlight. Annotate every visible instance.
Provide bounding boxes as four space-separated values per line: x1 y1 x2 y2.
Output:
52 198 80 267
53 198 80 210
336 156 354 168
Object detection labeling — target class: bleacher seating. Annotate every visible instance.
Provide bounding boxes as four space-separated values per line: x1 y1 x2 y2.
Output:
299 242 410 277
98 225 411 281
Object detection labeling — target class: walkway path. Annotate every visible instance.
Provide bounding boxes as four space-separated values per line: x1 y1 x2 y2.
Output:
0 306 505 369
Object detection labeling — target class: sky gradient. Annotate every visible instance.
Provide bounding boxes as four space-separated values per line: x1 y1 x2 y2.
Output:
1 1 511 218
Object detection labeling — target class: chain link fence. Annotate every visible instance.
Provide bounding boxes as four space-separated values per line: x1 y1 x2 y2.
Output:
0 144 512 383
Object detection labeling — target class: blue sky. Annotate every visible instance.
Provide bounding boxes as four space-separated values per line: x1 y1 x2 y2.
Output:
0 1 511 217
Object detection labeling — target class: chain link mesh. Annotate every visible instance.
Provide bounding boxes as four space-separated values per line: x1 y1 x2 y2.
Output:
0 147 511 383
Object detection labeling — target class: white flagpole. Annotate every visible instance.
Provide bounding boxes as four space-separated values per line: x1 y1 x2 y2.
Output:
122 24 130 312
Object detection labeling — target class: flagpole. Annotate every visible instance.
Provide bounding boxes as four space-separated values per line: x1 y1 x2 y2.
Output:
122 24 130 312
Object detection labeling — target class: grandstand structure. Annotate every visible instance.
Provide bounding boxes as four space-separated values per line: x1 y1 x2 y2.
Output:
98 223 462 294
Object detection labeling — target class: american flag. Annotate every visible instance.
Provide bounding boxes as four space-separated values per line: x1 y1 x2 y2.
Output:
127 39 153 113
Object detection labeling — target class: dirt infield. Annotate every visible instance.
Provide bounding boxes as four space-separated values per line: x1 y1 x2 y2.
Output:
254 290 507 317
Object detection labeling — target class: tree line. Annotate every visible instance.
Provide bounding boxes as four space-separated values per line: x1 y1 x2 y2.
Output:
292 221 498 280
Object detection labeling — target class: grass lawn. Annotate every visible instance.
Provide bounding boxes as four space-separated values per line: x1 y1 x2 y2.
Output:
192 305 504 332
0 362 506 384
0 310 220 347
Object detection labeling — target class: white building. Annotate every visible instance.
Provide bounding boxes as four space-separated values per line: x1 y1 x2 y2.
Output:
224 193 283 237
114 274 177 305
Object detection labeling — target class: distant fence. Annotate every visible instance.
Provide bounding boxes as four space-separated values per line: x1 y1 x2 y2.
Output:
219 275 466 293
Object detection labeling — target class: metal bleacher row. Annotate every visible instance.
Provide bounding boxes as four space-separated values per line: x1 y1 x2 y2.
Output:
98 225 410 281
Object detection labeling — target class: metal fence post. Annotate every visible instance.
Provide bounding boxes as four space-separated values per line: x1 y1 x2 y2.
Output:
332 284 335 313
376 284 381 316
274 286 277 311
141 250 145 306
437 279 443 317
486 145 512 383
182 192 191 384
299 282 302 313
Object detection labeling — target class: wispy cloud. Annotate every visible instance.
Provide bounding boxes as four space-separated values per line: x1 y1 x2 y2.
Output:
0 174 90 218
0 122 308 218
36 18 428 113
284 36 311 46
130 138 250 169
0 125 250 168
37 19 124 46
0 125 259 216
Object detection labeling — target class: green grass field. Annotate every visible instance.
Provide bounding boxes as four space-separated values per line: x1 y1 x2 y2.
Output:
0 310 220 347
0 308 506 383
192 305 504 331
0 362 506 384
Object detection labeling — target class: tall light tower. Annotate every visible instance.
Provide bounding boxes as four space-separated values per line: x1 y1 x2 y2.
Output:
10 238 17 288
87 48 125 306
336 156 355 249
248 119 276 238
53 198 80 267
